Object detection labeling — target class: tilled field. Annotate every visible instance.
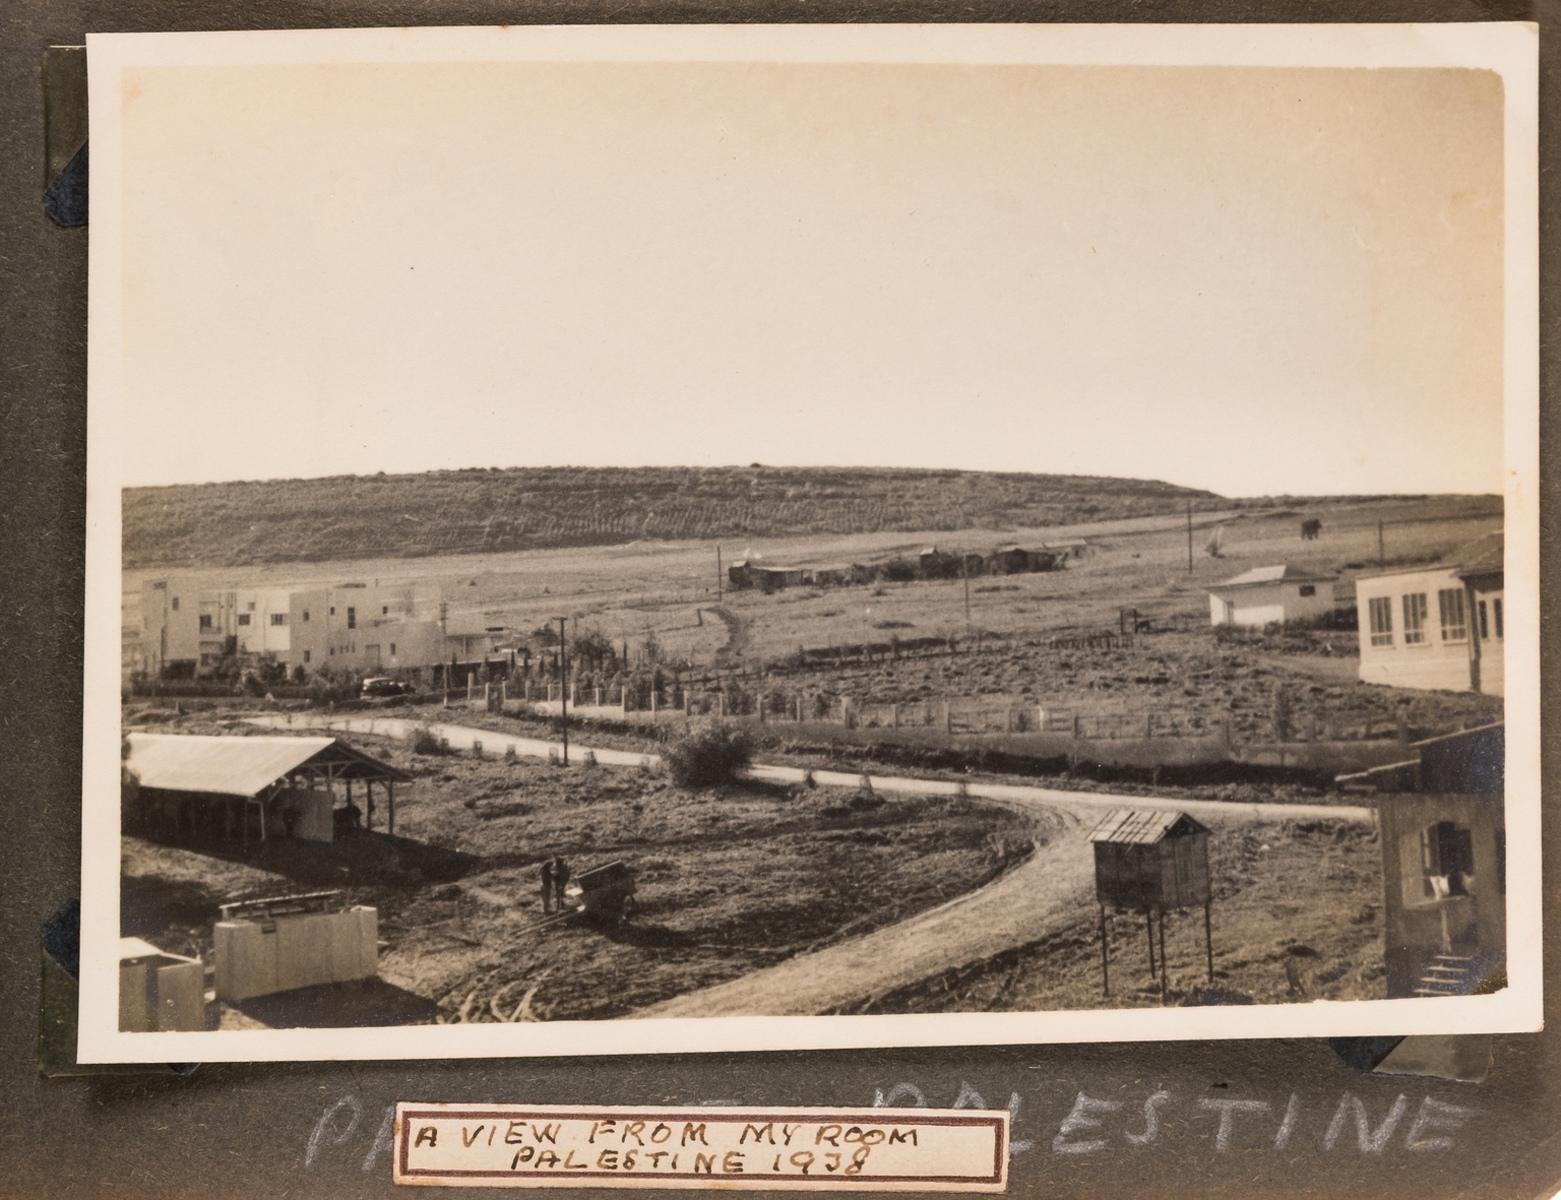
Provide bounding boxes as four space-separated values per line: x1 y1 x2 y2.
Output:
738 622 1504 743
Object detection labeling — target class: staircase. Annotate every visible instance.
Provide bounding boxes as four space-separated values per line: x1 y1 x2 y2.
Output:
1413 955 1478 997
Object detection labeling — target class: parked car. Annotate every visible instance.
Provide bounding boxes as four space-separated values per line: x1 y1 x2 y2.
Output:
361 676 413 698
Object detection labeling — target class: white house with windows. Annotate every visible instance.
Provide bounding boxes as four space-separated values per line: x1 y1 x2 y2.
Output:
1207 564 1338 628
1355 533 1503 696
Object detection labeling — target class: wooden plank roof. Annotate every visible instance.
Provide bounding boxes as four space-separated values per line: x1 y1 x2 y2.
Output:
1087 808 1207 844
125 733 409 798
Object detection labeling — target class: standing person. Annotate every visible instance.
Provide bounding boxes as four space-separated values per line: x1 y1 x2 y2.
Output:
539 857 555 914
552 857 571 913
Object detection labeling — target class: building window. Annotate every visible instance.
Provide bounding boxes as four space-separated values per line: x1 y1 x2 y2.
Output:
382 605 389 615
1402 593 1428 645
302 610 310 622
247 601 257 612
303 650 311 663
390 643 397 655
237 613 251 626
1494 598 1504 640
198 614 213 631
1368 596 1394 647
1299 585 1316 598
1438 588 1467 642
171 596 180 611
1402 820 1475 905
270 613 288 626
347 607 357 629
1478 600 1489 640
329 606 335 616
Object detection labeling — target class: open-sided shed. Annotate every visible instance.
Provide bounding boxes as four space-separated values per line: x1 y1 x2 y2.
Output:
1088 808 1214 997
124 733 410 842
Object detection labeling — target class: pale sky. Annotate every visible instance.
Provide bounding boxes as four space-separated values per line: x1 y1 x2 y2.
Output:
118 60 1505 497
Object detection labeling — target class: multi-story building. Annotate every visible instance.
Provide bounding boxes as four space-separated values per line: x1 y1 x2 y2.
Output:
139 577 297 676
136 577 452 678
286 581 446 674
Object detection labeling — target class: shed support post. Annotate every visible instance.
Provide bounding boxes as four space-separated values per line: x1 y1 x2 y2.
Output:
366 779 374 832
388 781 396 837
1145 910 1156 977
1158 909 1168 1000
1099 906 1110 998
1204 900 1214 984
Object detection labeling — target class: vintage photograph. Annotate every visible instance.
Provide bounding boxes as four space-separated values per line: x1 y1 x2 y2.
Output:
80 24 1540 1062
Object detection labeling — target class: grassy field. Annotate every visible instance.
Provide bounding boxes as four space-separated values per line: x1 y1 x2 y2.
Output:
123 465 1223 569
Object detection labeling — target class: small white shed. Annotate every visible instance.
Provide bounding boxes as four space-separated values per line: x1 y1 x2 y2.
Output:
1208 564 1337 628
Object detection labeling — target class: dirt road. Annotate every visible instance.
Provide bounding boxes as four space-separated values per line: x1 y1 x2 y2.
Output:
245 713 1373 824
637 815 1097 1017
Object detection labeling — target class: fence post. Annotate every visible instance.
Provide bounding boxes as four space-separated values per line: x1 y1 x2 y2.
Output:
944 701 952 734
1146 713 1153 740
1073 713 1082 740
893 703 900 730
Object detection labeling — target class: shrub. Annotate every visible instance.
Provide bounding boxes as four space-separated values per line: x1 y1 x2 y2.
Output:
411 725 450 756
664 723 754 789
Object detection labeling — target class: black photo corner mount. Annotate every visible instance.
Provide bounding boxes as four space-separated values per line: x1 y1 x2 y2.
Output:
41 899 199 1077
44 140 88 228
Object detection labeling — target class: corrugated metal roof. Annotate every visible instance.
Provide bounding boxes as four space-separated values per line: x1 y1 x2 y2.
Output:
125 733 407 798
1087 808 1206 844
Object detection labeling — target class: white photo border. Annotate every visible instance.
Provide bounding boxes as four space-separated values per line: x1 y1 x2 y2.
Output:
81 21 1540 1064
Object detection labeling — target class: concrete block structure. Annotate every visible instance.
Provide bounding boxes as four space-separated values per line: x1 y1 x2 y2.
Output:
214 904 378 1002
118 937 206 1032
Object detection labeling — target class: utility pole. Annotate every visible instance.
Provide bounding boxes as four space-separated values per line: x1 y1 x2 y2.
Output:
1187 502 1194 573
557 615 569 766
1378 521 1385 568
962 551 971 626
716 546 723 603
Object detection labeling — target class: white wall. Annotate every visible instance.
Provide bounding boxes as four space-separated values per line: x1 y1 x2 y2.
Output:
1356 566 1477 692
1208 581 1335 627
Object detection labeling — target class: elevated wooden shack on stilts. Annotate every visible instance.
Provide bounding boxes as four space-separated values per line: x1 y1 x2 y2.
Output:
1089 809 1214 1000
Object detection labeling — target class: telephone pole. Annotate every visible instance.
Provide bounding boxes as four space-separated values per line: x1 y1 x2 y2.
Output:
1187 502 1194 572
962 551 972 626
1378 521 1386 568
556 615 569 766
716 545 723 602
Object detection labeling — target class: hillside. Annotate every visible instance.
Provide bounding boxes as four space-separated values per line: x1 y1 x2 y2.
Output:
122 466 1224 568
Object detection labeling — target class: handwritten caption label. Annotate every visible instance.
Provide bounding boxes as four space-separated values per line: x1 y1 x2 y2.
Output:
393 1105 1007 1191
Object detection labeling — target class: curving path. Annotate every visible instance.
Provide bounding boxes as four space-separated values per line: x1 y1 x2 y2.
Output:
245 712 1373 1016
